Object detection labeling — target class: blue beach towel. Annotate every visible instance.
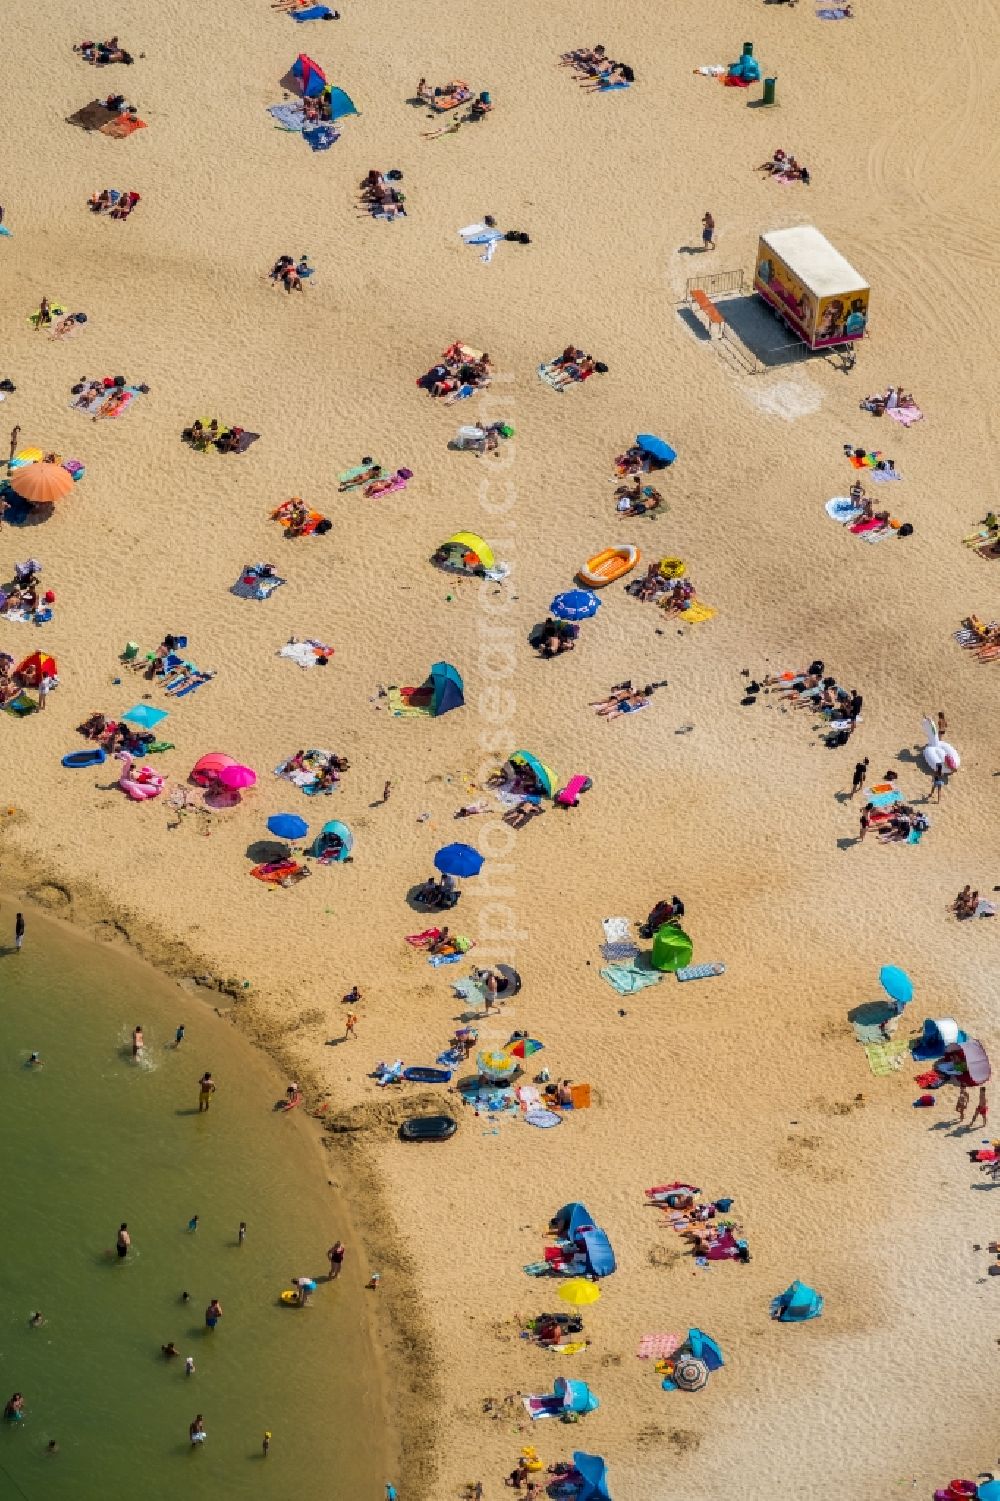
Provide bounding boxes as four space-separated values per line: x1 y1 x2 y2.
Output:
816 7 852 15
599 80 632 91
907 825 925 844
304 125 340 151
291 5 337 17
599 964 662 995
429 952 464 967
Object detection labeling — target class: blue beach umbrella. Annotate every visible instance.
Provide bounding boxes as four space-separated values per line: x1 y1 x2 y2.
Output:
636 433 676 465
267 813 309 841
434 843 484 878
879 965 913 1007
551 590 601 622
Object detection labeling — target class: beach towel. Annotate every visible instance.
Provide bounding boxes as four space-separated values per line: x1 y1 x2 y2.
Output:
599 963 662 995
459 224 503 264
637 1333 682 1359
338 462 384 487
869 467 902 483
524 1108 563 1129
231 568 284 600
268 102 306 131
0 226 12 237
100 115 146 137
826 496 863 523
887 403 923 427
291 4 337 17
429 952 463 966
816 6 852 15
387 685 433 717
405 928 440 946
599 79 631 91
861 1039 909 1076
907 824 925 844
304 124 340 151
30 304 66 327
675 963 725 982
279 639 332 668
680 600 716 624
552 1341 588 1355
522 1395 565 1420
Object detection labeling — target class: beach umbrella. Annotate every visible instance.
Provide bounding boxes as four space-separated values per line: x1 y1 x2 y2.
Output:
476 1049 519 1082
218 764 257 791
506 1037 542 1059
434 842 484 878
572 1453 611 1501
636 434 676 465
9 462 73 504
551 589 601 622
879 965 913 1007
122 703 168 730
672 1357 709 1392
190 752 235 786
267 813 309 841
558 1279 601 1307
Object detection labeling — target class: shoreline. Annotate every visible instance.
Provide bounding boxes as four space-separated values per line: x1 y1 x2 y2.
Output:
0 830 438 1500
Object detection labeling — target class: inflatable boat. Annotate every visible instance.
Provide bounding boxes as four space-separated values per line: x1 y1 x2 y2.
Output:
577 545 639 588
401 1066 452 1084
61 747 107 769
398 1114 457 1142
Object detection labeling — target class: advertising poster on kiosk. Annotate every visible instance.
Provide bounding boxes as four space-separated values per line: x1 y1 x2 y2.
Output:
754 227 869 349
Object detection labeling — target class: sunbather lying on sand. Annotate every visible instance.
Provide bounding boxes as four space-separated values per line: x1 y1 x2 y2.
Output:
560 44 607 72
339 462 382 490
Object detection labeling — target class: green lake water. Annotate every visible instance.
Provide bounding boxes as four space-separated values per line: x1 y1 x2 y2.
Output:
0 907 388 1500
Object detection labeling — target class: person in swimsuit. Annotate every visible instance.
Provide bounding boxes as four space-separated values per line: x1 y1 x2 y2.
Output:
327 1241 346 1278
132 1024 143 1059
204 1298 222 1331
198 1072 216 1112
116 1223 131 1259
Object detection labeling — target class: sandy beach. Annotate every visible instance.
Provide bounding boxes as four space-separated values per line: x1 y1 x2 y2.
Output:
3 0 1000 1494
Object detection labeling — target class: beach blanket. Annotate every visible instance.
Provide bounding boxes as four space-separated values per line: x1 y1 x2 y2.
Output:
459 224 503 264
861 1038 909 1075
886 403 923 427
826 496 863 524
869 467 901 484
274 748 340 794
304 125 340 151
522 1395 566 1420
816 6 852 15
387 684 433 717
679 600 716 624
675 963 725 982
231 566 284 600
338 462 384 488
599 962 662 995
69 384 141 419
278 639 332 668
268 102 306 131
637 1333 682 1360
30 304 65 327
525 1108 563 1129
291 4 337 17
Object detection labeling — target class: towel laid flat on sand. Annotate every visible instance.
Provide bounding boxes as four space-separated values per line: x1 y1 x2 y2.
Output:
637 1332 682 1359
304 125 339 151
861 1038 909 1075
887 403 923 427
291 4 338 17
268 102 305 131
599 961 662 994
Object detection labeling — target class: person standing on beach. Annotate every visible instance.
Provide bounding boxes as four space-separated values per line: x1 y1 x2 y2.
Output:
327 1240 346 1279
14 912 25 952
701 212 715 250
239 1221 247 1245
116 1223 131 1260
204 1298 222 1332
37 675 50 711
345 1011 358 1041
174 1023 185 1048
8 424 20 468
858 803 873 842
198 1072 216 1112
849 757 869 798
848 689 863 727
931 768 945 803
189 1414 206 1445
262 1431 271 1458
970 1088 989 1129
132 1025 144 1059
938 709 948 736
956 1086 969 1124
381 780 392 804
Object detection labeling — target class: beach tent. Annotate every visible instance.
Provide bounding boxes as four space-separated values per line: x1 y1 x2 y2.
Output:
946 1038 991 1087
15 650 57 687
438 532 495 572
429 661 464 715
978 1481 1000 1501
326 86 358 120
310 819 353 861
190 752 236 786
552 1203 596 1239
573 1453 611 1501
914 1017 963 1057
507 750 556 798
771 1280 823 1322
553 1377 600 1415
122 703 168 730
579 1228 616 1279
651 924 694 972
687 1329 724 1370
291 53 327 96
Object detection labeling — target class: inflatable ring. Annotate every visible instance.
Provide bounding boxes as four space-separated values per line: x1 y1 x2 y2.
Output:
61 748 107 768
658 557 685 579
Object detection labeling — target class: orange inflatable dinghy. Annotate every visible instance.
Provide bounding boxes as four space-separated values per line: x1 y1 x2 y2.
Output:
577 545 640 588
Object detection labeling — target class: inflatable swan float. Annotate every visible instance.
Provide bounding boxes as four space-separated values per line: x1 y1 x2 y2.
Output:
116 749 165 801
921 717 960 773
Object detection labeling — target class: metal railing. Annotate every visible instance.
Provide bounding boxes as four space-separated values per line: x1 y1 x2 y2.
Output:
684 268 746 300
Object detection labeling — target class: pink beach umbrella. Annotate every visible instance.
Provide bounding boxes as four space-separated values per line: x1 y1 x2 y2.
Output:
218 764 257 791
190 752 235 787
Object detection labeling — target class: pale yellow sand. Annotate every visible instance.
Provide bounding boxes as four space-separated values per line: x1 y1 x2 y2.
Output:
3 0 1000 1493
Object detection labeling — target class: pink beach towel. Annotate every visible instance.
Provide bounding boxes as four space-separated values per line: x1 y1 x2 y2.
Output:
637 1332 682 1359
887 404 923 427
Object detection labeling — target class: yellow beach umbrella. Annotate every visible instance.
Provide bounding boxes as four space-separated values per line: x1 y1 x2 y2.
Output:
558 1279 601 1307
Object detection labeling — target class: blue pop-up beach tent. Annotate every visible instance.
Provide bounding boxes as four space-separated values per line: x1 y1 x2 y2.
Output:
688 1329 724 1370
771 1280 823 1322
573 1452 611 1501
552 1203 596 1239
553 1377 600 1414
580 1228 616 1279
327 86 358 119
430 661 464 715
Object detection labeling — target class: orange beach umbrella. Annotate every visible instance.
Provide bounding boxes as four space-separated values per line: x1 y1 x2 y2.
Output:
9 462 74 504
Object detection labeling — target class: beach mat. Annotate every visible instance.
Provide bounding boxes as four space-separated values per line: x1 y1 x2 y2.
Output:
387 685 432 717
675 963 725 982
680 600 716 624
268 102 305 131
861 1038 909 1075
887 404 923 427
637 1332 682 1359
304 125 340 151
291 4 337 16
599 962 662 995
100 115 146 138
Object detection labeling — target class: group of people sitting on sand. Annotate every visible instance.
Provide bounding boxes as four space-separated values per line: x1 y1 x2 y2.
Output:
359 169 406 218
627 560 694 609
560 45 635 88
544 345 608 388
956 614 1000 662
0 563 54 621
271 497 331 536
846 478 897 534
859 799 930 844
88 188 140 219
419 344 492 400
99 92 139 117
757 149 810 184
760 662 863 743
532 617 579 657
77 711 160 756
74 36 134 65
278 749 350 792
182 419 247 453
860 386 916 417
614 441 673 478
71 378 132 417
269 254 312 292
417 79 493 136
951 886 994 920
614 472 664 518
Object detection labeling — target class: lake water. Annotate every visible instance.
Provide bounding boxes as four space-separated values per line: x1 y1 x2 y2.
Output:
0 907 388 1500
